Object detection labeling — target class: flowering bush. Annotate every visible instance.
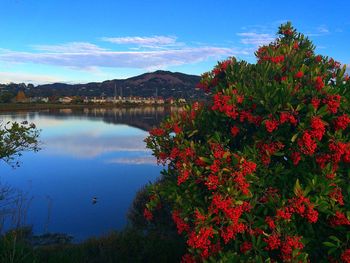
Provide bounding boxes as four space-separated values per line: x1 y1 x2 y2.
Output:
144 22 350 262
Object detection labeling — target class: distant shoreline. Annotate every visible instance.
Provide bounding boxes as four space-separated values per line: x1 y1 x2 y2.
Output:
0 103 174 112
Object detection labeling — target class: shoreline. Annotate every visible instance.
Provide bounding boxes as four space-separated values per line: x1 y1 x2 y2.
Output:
0 102 176 112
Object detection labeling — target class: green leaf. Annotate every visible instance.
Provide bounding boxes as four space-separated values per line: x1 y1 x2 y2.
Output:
323 242 337 248
293 179 302 196
329 236 341 244
291 133 298 142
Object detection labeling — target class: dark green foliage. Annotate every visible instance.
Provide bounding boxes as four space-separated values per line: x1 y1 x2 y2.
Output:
0 121 40 167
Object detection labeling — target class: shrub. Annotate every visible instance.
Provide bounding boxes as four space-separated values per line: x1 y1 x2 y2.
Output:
145 22 350 262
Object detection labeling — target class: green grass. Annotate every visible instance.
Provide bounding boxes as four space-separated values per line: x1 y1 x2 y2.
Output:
0 228 185 263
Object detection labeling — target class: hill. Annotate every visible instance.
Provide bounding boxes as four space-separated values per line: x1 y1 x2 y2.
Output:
0 71 204 100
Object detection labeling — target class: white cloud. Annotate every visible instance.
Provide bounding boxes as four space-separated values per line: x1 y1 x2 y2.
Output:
33 42 107 53
306 25 331 37
101 36 177 46
106 156 156 165
44 134 150 158
237 32 275 46
0 71 60 84
317 25 330 34
0 46 234 70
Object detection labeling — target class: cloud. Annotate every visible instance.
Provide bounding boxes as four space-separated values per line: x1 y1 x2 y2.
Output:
101 36 177 46
44 133 150 158
306 25 331 37
237 32 275 46
0 71 60 84
317 25 330 34
106 156 156 165
0 46 234 70
33 42 107 53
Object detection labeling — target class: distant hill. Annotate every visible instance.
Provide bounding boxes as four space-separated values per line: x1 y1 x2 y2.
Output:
0 70 205 100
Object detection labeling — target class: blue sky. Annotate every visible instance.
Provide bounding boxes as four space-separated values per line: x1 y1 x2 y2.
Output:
0 0 349 84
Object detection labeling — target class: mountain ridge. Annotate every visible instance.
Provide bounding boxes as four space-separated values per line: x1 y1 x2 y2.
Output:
1 70 204 100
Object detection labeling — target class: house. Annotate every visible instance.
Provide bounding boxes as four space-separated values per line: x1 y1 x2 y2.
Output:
29 97 49 103
59 97 73 104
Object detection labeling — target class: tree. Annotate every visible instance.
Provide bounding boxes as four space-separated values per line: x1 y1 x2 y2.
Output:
0 121 40 167
0 91 15 103
15 91 27 103
145 23 350 262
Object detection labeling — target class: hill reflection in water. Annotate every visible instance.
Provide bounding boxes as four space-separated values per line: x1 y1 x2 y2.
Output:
0 106 176 241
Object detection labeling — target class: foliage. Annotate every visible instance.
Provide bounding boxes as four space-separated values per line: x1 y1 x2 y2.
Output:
0 91 15 103
145 22 350 262
0 228 37 263
0 120 40 167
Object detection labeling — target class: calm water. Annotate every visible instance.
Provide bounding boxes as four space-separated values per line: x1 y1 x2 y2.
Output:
0 107 170 241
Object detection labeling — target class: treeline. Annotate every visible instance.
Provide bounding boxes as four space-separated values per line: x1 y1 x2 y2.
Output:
0 70 206 101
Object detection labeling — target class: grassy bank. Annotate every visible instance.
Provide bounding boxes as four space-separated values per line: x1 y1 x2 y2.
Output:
0 227 185 263
0 186 185 263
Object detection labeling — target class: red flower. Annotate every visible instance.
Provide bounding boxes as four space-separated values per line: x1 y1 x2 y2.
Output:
325 94 341 114
240 241 252 254
221 223 246 244
240 159 257 176
178 169 190 185
230 126 240 137
144 208 153 221
236 94 244 104
210 160 220 173
298 131 317 155
293 41 299 49
314 76 324 91
329 211 350 227
291 151 301 165
311 97 321 110
150 127 165 136
264 234 281 250
334 114 350 130
265 119 279 133
280 236 304 261
306 208 319 223
181 254 196 263
310 116 326 141
329 186 344 205
173 123 182 134
265 216 276 229
280 112 297 125
282 29 293 36
205 174 219 190
315 55 322 62
344 144 350 163
172 210 190 234
341 249 350 263
270 55 285 64
294 71 304 78
187 227 214 258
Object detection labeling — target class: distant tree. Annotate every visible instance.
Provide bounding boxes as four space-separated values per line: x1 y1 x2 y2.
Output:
0 92 15 103
15 91 27 103
0 121 40 167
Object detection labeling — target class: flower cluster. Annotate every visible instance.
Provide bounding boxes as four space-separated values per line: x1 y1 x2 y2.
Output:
145 22 350 262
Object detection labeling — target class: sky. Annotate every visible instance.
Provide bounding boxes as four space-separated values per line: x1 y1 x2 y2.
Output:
0 0 349 84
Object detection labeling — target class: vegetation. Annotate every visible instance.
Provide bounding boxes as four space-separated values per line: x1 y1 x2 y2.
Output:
0 70 204 100
0 120 40 167
0 186 186 263
145 22 350 262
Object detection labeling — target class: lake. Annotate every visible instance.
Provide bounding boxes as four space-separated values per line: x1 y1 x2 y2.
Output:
0 106 171 241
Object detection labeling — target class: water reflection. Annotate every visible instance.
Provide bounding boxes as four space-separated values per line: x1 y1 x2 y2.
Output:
0 107 169 241
6 106 175 131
